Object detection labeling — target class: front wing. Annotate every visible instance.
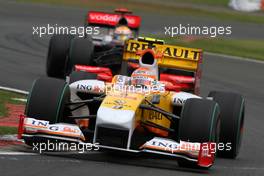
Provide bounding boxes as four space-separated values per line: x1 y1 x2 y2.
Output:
18 115 215 168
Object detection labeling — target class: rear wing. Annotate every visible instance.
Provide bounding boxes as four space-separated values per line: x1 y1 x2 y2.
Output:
86 10 141 29
123 37 203 94
123 38 202 72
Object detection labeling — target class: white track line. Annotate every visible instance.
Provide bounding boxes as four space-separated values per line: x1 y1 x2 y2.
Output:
0 86 28 95
216 166 264 170
0 152 37 155
0 135 19 141
11 98 27 102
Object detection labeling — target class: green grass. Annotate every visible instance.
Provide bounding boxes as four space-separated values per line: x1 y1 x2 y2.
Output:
174 0 229 6
17 0 264 24
16 0 229 7
0 126 18 135
157 36 264 61
169 8 264 24
0 90 26 117
16 0 264 60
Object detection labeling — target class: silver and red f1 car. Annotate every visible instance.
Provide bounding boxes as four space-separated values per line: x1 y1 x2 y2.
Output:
19 38 245 169
46 8 141 79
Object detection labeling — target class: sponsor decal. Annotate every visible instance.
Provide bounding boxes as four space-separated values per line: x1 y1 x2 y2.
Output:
93 85 103 93
88 12 140 28
104 99 132 109
31 119 49 127
112 99 126 109
173 97 186 105
126 41 200 60
49 125 59 131
76 84 103 93
114 75 130 85
109 94 138 100
143 137 232 158
24 118 84 139
142 137 200 156
62 127 79 134
89 13 119 25
46 125 80 134
148 111 163 120
77 84 93 91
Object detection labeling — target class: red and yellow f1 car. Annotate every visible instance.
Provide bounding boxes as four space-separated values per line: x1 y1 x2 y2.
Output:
19 37 245 169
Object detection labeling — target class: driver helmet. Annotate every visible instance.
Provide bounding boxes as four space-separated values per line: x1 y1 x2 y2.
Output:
131 67 157 88
113 25 132 42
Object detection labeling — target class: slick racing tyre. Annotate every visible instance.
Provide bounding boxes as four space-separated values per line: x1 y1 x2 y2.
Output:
46 34 73 78
208 91 245 158
25 77 70 124
24 78 70 146
67 36 94 75
178 98 220 169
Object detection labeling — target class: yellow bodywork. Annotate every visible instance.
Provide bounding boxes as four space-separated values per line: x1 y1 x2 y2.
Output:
123 39 202 72
101 90 174 137
99 37 203 137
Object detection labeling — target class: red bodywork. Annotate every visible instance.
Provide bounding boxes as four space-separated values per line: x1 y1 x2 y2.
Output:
75 65 113 82
74 65 196 92
198 142 215 167
86 10 141 29
17 114 25 139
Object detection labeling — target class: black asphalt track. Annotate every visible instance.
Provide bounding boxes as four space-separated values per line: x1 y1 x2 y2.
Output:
0 1 263 175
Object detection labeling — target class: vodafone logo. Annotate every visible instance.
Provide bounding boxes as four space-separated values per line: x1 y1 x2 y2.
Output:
89 13 119 23
126 17 135 25
88 12 140 28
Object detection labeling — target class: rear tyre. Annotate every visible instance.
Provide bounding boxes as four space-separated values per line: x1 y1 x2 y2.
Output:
208 91 245 158
177 98 220 169
67 37 94 74
24 77 70 146
46 34 73 78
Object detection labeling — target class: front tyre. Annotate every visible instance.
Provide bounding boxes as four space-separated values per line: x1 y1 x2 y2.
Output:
208 91 245 158
177 98 220 169
25 77 70 123
24 78 70 146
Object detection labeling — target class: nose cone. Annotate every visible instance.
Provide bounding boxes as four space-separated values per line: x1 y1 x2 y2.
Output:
96 107 135 129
